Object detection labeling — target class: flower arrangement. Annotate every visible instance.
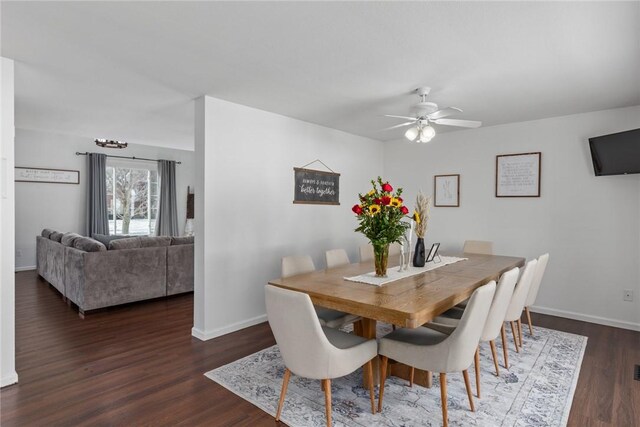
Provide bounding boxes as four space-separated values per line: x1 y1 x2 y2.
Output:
352 177 411 276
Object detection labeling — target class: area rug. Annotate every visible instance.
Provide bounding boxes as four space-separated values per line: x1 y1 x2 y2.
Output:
205 325 587 426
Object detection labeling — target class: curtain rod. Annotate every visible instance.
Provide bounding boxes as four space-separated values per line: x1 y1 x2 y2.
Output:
75 152 182 165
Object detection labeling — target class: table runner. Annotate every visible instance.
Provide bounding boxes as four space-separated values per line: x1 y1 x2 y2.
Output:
344 255 467 286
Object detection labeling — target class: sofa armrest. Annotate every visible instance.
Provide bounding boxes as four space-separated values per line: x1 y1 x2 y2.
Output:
167 244 194 295
37 236 65 296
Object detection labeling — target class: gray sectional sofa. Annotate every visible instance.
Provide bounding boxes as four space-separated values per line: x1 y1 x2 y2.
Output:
36 230 194 317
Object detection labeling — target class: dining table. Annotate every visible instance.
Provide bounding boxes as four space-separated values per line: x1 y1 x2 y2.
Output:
268 252 525 388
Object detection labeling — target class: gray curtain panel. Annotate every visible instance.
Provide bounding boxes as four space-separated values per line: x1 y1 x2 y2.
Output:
155 160 179 236
86 153 109 236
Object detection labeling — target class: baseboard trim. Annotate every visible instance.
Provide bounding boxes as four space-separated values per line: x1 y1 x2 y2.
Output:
1 372 18 388
192 314 268 341
15 265 36 272
530 305 640 332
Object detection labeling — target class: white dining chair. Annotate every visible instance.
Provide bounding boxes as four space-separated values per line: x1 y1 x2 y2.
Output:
463 240 494 255
281 255 360 329
503 259 538 355
424 267 520 397
378 281 496 427
325 248 350 269
266 285 377 427
359 242 401 262
523 253 549 336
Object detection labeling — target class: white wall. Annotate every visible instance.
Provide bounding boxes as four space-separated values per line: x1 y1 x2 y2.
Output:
14 129 196 269
1 57 18 387
383 106 640 331
193 96 383 339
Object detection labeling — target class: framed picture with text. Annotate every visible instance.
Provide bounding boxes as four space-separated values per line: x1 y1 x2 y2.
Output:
434 174 460 207
496 152 541 197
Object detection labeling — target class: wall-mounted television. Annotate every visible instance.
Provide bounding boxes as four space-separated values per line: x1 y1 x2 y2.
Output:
588 128 640 176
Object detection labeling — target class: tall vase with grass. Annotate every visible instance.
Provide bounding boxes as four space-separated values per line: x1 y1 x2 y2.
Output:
412 191 431 267
352 178 411 277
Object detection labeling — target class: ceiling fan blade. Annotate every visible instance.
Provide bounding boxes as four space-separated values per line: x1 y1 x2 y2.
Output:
433 118 482 128
383 114 418 121
427 107 463 120
379 121 416 131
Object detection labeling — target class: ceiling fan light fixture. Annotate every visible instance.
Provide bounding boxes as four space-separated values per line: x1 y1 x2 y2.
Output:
418 125 436 143
404 126 419 141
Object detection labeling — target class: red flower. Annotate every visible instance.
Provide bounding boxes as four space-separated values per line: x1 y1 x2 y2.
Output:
381 182 393 193
397 197 403 203
373 198 382 205
400 206 409 215
380 196 391 206
352 204 363 215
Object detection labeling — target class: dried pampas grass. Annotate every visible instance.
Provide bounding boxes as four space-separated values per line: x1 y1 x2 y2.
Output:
414 191 431 238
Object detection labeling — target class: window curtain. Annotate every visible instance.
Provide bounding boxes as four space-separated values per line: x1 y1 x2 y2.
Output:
155 160 178 236
86 153 109 236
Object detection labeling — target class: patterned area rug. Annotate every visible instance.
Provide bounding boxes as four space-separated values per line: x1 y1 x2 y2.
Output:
205 325 587 426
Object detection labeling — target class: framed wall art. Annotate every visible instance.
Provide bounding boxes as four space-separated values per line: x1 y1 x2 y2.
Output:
496 152 541 197
434 174 460 207
15 167 80 184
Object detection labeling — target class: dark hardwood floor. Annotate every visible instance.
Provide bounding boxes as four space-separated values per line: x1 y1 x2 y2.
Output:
1 271 638 426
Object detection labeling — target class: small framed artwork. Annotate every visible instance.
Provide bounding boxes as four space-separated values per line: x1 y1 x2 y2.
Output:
496 152 541 197
434 174 460 207
15 167 80 184
426 243 440 263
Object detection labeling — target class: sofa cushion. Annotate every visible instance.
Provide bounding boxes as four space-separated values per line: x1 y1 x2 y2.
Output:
61 232 83 247
74 236 107 252
139 236 172 248
109 237 142 250
171 236 194 246
41 228 55 238
49 231 64 242
92 233 133 247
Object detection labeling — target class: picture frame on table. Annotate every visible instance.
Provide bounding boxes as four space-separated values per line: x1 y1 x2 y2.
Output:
426 243 440 263
434 174 460 207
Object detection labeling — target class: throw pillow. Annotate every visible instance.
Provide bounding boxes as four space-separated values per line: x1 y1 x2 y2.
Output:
49 231 64 242
171 236 194 246
61 232 83 247
41 228 55 238
109 237 142 250
139 236 172 248
92 233 132 247
73 237 107 252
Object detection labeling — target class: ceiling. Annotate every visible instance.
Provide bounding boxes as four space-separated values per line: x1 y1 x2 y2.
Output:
2 1 639 150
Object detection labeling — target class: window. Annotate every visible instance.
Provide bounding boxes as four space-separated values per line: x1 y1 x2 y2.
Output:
106 161 159 236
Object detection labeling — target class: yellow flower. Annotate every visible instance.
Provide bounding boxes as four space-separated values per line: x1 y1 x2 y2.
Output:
390 198 402 207
367 189 375 196
413 210 421 223
369 204 381 214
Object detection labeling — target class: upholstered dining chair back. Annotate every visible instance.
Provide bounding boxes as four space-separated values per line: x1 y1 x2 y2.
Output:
505 259 538 321
434 281 496 373
281 255 315 278
462 240 494 255
525 253 549 307
325 249 350 269
481 267 519 341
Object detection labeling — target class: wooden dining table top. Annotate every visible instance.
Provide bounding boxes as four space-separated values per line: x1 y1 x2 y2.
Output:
268 253 525 329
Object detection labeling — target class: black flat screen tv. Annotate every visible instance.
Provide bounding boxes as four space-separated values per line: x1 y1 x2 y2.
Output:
588 128 640 176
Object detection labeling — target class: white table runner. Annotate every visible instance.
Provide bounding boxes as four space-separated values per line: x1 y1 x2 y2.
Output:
344 256 468 286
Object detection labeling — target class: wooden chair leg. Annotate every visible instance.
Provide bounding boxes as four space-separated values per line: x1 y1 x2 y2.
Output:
510 321 520 353
462 370 475 412
323 379 332 427
489 340 500 376
440 373 448 427
474 346 481 398
378 355 388 413
366 360 375 414
525 307 534 336
501 324 510 369
426 370 432 388
275 368 291 421
517 319 524 347
409 367 414 387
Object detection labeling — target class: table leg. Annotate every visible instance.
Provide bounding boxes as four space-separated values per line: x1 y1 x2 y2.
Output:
354 318 379 388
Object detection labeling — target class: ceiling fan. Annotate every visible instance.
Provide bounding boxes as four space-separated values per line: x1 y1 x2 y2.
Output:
383 87 482 143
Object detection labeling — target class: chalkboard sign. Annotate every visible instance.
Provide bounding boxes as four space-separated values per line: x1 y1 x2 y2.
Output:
293 168 340 205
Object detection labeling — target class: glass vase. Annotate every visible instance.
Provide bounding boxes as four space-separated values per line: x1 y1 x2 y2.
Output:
373 243 390 277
